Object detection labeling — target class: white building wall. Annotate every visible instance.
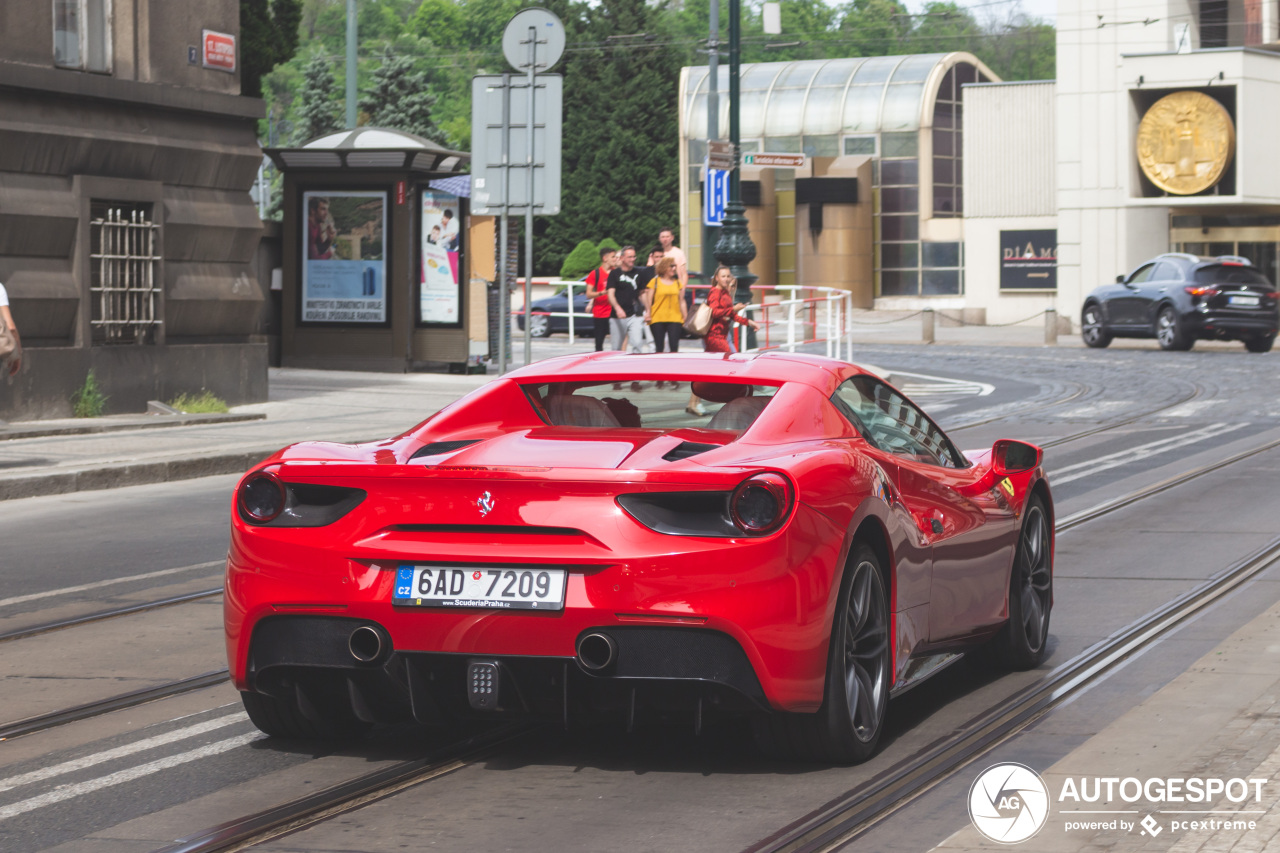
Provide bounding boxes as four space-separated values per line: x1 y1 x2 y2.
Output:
1056 0 1191 324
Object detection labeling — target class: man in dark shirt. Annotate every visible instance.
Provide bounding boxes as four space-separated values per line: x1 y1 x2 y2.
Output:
606 245 645 353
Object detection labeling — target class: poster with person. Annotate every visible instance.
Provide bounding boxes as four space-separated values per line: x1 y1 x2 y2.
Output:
302 191 387 323
420 190 461 324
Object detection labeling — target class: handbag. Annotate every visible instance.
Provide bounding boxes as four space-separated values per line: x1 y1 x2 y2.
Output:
0 318 15 361
683 300 712 338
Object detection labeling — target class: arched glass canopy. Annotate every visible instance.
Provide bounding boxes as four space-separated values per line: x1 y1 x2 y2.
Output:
681 53 995 142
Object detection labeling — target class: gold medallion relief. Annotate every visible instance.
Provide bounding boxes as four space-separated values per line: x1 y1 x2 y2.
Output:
1135 91 1235 195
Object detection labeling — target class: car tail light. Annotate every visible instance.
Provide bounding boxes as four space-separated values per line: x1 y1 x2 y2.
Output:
1266 292 1280 302
1185 286 1220 298
729 473 794 535
239 472 286 523
237 473 366 527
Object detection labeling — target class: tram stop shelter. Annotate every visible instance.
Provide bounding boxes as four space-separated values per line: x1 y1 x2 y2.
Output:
267 127 488 372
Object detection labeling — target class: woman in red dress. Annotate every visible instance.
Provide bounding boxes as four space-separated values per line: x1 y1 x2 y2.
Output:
687 265 759 416
703 265 757 353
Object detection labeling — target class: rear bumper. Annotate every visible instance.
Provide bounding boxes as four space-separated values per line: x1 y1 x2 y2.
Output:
243 615 770 725
1185 310 1279 338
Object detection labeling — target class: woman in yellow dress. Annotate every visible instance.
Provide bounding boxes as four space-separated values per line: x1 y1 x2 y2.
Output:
641 255 686 353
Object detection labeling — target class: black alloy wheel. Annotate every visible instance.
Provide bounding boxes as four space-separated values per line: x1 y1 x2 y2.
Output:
1081 303 1112 348
752 543 890 763
1245 334 1276 353
1155 305 1193 351
992 496 1053 670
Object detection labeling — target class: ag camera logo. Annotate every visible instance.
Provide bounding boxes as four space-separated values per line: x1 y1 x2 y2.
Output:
969 763 1051 844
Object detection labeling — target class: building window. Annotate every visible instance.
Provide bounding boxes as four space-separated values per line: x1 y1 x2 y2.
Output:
932 64 985 218
54 0 111 73
90 202 161 344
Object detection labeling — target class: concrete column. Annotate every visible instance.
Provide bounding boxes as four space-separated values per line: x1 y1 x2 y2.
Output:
922 308 935 343
1044 308 1058 345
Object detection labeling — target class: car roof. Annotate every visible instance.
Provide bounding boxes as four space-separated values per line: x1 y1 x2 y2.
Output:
503 351 863 394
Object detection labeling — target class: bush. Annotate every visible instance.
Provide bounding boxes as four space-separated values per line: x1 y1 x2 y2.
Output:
559 239 600 280
71 370 108 418
169 390 230 413
596 236 620 255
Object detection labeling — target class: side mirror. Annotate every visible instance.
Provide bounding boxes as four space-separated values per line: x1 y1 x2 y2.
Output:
992 439 1042 476
1115 274 1126 284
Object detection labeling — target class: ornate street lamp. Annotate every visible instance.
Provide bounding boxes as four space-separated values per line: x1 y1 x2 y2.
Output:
712 0 757 290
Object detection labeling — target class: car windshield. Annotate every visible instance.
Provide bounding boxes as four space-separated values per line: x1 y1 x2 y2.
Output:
1194 265 1271 286
523 381 780 432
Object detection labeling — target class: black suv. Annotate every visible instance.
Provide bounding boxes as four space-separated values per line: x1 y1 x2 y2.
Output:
1081 254 1279 352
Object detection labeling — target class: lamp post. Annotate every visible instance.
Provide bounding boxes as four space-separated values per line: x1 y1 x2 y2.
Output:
712 0 756 291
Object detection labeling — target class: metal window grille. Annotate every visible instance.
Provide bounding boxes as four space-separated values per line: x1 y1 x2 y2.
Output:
89 203 161 344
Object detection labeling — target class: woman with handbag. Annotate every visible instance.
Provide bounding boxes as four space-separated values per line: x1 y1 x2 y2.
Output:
703 265 757 354
686 265 758 416
0 282 21 378
641 256 686 353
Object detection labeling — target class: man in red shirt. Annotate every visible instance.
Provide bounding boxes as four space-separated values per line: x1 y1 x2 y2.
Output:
583 247 617 351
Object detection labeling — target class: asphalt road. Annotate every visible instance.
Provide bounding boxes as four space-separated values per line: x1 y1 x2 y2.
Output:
2 344 1280 853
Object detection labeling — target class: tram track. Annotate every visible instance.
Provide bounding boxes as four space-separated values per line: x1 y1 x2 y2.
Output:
127 431 1280 853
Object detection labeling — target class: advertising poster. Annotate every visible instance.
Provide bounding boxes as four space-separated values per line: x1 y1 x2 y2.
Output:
302 191 386 323
1000 229 1057 290
420 190 461 324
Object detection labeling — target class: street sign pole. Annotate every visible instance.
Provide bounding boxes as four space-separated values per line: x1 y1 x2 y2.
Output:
524 24 537 368
498 73 512 377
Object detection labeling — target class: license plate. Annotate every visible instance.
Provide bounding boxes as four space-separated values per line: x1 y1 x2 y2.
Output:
393 565 567 610
1229 295 1260 307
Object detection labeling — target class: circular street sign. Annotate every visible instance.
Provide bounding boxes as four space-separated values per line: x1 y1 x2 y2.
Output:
502 8 566 72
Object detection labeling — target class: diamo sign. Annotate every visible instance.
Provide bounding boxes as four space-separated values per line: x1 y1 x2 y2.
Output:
202 30 236 72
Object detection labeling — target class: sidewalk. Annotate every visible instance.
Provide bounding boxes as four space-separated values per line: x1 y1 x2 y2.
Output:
934 593 1280 852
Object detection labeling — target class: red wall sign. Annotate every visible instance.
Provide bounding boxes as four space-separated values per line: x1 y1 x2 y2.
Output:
202 30 236 72
396 180 406 206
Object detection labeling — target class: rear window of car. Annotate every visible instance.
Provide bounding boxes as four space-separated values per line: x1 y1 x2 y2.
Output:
1194 265 1271 286
522 381 780 432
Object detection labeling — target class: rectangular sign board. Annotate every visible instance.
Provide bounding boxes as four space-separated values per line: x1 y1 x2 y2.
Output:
707 139 735 171
1000 229 1057 290
704 165 729 226
202 30 236 72
743 152 806 168
470 74 563 216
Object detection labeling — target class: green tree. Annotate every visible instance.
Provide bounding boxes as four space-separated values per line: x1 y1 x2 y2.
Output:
240 0 302 98
537 0 680 273
560 240 600 279
293 52 342 143
836 0 912 56
910 2 983 54
360 44 443 140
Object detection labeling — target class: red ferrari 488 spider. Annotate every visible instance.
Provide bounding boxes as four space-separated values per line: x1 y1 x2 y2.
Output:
226 352 1053 763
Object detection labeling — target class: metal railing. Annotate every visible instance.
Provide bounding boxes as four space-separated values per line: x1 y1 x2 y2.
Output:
89 206 162 344
514 281 858 361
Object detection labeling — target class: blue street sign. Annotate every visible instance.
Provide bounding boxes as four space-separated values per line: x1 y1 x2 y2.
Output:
704 165 729 227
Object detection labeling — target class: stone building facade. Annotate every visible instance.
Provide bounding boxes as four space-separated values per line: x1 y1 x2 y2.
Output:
0 0 267 419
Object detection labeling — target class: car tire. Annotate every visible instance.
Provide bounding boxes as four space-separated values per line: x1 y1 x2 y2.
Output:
1155 305 1193 351
990 496 1053 671
1081 303 1112 348
241 688 370 740
753 544 890 764
1245 334 1276 353
528 314 551 338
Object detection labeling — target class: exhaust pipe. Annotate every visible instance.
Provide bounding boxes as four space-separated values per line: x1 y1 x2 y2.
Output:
577 632 617 672
348 625 386 664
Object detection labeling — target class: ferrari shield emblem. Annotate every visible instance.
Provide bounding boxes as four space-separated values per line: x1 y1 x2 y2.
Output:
999 478 1015 497
477 491 495 516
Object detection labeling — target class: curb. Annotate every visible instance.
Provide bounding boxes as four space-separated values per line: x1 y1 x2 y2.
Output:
0 412 266 442
0 449 276 501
